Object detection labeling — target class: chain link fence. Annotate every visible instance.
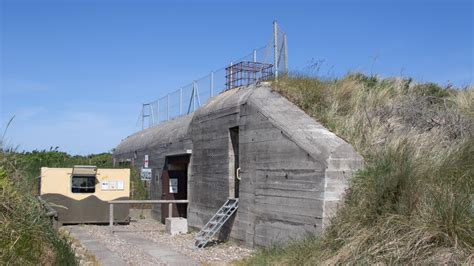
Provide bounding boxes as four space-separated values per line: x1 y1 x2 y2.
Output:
141 21 287 128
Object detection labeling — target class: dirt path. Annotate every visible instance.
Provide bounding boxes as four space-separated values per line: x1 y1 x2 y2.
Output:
64 218 253 265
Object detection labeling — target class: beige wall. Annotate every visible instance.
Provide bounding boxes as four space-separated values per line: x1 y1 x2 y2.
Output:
40 167 130 200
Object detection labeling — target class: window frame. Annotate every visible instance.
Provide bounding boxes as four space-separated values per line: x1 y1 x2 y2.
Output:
71 175 97 194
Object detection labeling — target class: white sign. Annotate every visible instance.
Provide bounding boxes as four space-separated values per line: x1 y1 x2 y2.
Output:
101 180 125 191
169 178 178 193
101 181 109 190
141 168 152 181
117 181 124 190
109 181 117 190
144 155 149 168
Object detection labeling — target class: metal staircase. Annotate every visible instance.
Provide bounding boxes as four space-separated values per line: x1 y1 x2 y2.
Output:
194 198 239 248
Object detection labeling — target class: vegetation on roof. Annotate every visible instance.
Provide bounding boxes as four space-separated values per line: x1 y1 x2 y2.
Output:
242 73 473 264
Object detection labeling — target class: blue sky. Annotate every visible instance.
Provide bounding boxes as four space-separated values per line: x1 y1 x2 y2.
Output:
1 0 472 155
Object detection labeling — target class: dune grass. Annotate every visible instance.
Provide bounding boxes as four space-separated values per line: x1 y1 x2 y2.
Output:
242 74 473 264
0 151 77 265
0 148 149 264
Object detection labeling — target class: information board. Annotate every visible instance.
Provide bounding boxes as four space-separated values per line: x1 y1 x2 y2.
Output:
169 178 178 193
140 168 152 181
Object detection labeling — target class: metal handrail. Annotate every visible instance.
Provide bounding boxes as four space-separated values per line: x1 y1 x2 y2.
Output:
37 195 58 218
108 199 189 227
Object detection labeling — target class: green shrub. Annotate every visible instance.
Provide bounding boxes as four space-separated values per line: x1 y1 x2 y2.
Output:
245 74 473 264
0 154 77 265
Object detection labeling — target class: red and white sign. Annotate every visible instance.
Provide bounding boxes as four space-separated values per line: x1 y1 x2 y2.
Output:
144 155 149 168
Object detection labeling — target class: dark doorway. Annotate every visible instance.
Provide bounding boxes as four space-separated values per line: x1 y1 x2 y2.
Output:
229 127 240 198
161 155 189 223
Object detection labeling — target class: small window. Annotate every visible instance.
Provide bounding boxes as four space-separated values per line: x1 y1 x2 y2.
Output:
71 175 96 193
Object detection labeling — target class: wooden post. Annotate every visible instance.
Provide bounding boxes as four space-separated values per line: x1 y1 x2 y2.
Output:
168 203 172 218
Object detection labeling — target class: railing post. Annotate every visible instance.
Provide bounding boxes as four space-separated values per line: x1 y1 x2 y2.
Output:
179 87 183 115
210 71 214 97
168 203 172 218
273 20 279 81
109 203 114 227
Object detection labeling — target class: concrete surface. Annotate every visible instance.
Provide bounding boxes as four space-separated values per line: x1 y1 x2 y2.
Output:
166 217 188 235
65 225 197 265
66 226 128 266
113 84 363 248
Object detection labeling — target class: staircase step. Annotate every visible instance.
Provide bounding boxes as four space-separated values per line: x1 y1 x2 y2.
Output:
194 198 239 249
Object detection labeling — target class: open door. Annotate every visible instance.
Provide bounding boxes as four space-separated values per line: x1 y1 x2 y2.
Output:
229 127 240 198
161 155 189 223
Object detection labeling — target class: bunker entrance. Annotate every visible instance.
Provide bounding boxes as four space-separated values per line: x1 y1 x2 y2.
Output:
161 155 189 223
229 127 240 198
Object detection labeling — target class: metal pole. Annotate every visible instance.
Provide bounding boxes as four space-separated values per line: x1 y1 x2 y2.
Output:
253 49 257 82
273 20 279 80
179 87 183 115
166 94 170 120
168 203 172 218
109 203 114 227
192 81 196 111
230 62 233 89
195 81 201 106
210 71 214 97
157 101 160 124
283 33 288 75
150 103 154 127
141 104 145 130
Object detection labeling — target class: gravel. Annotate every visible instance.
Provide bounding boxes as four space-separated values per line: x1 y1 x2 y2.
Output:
67 218 254 265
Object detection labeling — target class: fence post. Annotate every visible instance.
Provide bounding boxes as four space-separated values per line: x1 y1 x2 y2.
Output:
150 104 155 127
179 87 183 115
192 81 196 111
253 49 257 82
283 33 288 75
229 62 233 89
210 71 214 97
166 94 170 120
157 101 160 125
168 203 172 218
141 104 145 130
273 20 279 81
109 203 114 227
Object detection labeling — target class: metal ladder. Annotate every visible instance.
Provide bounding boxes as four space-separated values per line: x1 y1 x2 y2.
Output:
194 198 239 248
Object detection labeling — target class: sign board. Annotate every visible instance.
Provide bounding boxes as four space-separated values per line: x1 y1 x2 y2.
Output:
169 178 178 193
101 181 109 190
144 155 149 168
101 180 124 191
140 168 152 181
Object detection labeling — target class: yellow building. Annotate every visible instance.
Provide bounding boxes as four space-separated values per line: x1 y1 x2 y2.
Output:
40 166 130 224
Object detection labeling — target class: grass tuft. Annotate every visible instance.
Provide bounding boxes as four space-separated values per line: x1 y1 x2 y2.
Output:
242 73 473 264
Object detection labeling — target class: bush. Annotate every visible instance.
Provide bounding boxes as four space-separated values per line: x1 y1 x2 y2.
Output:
0 153 77 265
244 74 473 264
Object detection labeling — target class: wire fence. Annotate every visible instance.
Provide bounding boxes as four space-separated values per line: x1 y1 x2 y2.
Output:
141 21 287 129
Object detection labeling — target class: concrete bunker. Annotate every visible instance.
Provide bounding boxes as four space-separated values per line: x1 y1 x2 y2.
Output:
113 84 363 247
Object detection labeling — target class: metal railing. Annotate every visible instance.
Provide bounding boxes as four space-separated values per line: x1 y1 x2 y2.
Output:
141 21 288 129
37 196 59 229
108 199 189 227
